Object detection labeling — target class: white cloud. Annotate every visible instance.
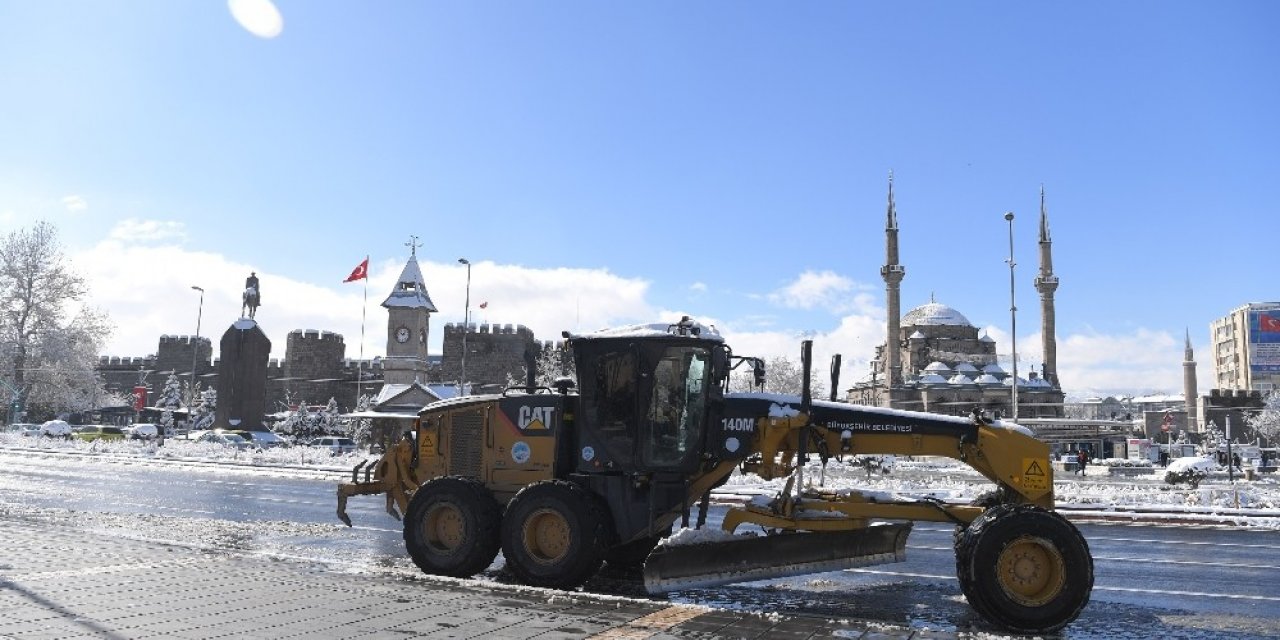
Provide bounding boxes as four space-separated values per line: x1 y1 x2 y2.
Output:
766 270 865 312
689 282 708 293
61 195 87 212
106 219 187 244
228 0 284 39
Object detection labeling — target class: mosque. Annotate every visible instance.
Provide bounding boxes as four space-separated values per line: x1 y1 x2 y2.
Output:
846 178 1065 419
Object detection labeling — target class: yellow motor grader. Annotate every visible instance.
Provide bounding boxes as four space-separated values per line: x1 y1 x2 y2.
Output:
337 317 1092 633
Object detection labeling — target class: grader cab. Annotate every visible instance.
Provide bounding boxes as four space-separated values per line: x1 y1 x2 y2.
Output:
337 317 1092 633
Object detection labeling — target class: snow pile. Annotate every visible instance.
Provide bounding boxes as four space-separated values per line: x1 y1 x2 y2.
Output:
658 526 756 548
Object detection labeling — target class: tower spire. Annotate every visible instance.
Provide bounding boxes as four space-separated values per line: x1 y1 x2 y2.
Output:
880 171 906 393
1034 185 1060 394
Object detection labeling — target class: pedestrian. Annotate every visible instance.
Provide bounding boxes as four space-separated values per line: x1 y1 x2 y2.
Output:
1077 449 1087 476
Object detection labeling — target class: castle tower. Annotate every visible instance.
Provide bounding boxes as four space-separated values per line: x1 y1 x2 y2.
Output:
381 244 437 385
879 172 906 389
1183 328 1199 431
1034 186 1060 388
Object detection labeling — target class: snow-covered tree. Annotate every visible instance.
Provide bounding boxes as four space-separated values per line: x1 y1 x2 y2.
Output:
316 397 340 435
729 354 826 398
157 373 183 434
348 393 373 444
507 345 576 390
0 221 112 419
1246 390 1280 446
190 387 217 431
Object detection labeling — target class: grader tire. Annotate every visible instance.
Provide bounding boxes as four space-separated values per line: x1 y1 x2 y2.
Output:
953 487 1015 617
500 480 614 589
956 503 1093 633
403 476 502 578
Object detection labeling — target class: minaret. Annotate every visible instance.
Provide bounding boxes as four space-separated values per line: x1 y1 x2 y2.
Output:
1183 328 1199 431
880 172 906 393
1033 186 1060 388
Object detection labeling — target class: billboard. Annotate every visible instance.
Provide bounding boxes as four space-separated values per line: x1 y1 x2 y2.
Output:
1249 305 1280 374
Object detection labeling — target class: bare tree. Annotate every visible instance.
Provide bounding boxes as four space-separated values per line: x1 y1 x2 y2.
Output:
0 221 110 420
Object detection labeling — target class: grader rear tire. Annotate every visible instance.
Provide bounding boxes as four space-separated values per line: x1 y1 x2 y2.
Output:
500 480 614 589
955 504 1093 633
403 476 502 578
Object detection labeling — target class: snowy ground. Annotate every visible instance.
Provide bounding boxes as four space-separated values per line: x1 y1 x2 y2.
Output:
3 433 1279 529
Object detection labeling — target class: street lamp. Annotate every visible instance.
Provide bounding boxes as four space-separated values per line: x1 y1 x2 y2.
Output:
189 285 204 430
1004 211 1019 420
458 258 471 396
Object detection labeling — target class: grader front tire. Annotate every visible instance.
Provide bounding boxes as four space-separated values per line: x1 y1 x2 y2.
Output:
956 504 1092 633
403 476 502 578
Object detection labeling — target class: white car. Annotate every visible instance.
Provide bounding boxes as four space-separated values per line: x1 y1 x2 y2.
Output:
40 420 74 438
195 431 257 450
307 436 357 455
128 423 161 439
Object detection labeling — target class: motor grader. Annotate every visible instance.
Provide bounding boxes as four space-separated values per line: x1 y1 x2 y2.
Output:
337 317 1093 633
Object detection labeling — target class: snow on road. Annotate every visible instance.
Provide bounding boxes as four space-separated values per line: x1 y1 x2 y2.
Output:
3 433 1279 529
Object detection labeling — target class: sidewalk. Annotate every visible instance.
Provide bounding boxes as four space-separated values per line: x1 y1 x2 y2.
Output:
0 516 938 640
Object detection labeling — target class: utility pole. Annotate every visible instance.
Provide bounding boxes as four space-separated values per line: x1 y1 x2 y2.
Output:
1004 211 1019 420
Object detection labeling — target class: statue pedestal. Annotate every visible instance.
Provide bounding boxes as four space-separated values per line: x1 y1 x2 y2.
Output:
211 318 271 432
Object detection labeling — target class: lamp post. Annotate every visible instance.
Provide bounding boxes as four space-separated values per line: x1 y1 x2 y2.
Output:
457 258 471 396
189 286 204 412
1004 211 1019 420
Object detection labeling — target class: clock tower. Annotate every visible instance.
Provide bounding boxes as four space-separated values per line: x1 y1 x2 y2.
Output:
381 243 437 385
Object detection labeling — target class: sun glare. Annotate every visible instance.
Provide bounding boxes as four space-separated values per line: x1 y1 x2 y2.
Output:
228 0 284 39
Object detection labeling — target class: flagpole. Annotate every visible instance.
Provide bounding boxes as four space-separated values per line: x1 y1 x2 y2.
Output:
357 255 368 404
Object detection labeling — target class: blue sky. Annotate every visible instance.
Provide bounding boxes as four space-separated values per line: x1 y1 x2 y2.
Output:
2 1 1277 398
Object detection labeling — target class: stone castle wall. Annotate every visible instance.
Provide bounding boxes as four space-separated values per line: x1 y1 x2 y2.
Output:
97 322 563 414
441 323 542 391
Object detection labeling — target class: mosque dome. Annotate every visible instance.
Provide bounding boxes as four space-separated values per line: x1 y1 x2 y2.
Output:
975 373 1002 385
955 363 980 374
923 361 952 374
903 302 972 327
948 373 975 385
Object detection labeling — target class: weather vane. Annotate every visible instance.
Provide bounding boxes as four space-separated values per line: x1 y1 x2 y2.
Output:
405 235 422 257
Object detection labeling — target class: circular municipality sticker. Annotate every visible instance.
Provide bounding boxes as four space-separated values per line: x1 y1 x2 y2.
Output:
581 446 596 462
725 437 740 453
511 441 531 464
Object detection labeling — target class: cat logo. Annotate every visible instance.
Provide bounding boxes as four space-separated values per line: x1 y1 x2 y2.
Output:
518 406 556 431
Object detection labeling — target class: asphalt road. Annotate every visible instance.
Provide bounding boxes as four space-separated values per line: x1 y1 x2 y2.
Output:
3 449 1279 638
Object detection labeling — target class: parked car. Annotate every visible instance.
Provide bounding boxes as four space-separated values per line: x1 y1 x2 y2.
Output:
40 420 74 438
73 425 127 442
194 431 256 450
127 423 160 440
228 430 290 449
4 422 38 434
306 436 357 455
14 424 42 437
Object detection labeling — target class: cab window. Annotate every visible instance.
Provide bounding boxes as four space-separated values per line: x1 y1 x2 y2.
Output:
641 345 710 468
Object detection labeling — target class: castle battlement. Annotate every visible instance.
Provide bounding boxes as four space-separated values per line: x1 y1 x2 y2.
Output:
158 335 212 346
288 329 344 343
444 322 533 338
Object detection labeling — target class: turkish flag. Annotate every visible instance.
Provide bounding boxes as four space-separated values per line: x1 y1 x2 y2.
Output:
343 258 368 283
1260 314 1280 333
479 301 488 309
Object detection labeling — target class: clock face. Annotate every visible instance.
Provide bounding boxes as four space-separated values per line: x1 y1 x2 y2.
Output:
395 326 411 343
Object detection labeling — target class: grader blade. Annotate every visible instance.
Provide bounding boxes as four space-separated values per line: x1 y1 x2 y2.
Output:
643 522 912 593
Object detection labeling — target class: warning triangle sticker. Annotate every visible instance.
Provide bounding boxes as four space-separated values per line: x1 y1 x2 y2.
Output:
1025 460 1046 477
